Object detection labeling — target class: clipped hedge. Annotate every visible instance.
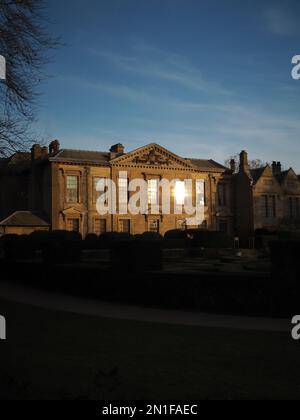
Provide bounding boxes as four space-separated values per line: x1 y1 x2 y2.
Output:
0 235 35 260
140 232 163 241
164 229 234 249
41 231 82 264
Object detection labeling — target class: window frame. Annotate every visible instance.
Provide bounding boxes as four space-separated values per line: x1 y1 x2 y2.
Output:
66 175 79 204
148 179 159 206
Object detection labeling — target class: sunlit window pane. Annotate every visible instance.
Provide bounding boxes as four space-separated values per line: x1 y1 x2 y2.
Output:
175 181 185 206
148 179 158 205
119 178 128 205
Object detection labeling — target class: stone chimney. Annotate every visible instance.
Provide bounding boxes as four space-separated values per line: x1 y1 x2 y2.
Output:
31 144 42 161
230 159 236 172
41 146 48 158
277 162 282 173
272 161 282 175
49 139 60 155
239 150 249 174
110 143 125 159
110 143 124 154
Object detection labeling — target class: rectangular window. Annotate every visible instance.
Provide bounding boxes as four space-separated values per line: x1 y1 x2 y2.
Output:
217 183 227 207
118 178 129 205
296 198 300 218
175 180 185 206
289 197 294 218
289 197 300 218
148 179 159 205
263 195 269 218
119 219 130 233
66 218 80 232
196 180 205 206
149 219 160 233
94 219 107 235
66 176 79 203
270 195 276 218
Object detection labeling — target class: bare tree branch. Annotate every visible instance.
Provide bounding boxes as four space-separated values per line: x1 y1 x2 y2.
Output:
0 0 59 156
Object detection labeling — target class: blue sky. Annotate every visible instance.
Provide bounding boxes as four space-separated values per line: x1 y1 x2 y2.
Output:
36 0 300 170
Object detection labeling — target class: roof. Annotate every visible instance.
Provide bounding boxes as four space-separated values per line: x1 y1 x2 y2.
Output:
250 167 266 183
49 145 227 172
0 211 49 227
187 158 228 171
275 170 290 184
49 149 110 165
1 144 227 172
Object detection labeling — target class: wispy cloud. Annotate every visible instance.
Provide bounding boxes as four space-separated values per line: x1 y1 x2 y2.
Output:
264 7 297 36
56 72 300 169
90 43 231 96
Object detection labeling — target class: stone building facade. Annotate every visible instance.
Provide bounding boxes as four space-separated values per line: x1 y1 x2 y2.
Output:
0 141 233 236
232 151 300 243
0 141 299 242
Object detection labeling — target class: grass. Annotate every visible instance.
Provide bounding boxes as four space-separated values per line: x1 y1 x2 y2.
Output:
0 298 299 400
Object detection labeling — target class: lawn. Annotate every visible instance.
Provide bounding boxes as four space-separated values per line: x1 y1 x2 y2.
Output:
0 298 299 400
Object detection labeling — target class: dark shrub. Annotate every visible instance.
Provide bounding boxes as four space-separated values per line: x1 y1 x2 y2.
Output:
271 241 300 276
270 240 300 315
28 231 50 250
189 230 233 249
84 234 99 250
164 229 187 240
1 235 35 260
42 230 82 264
141 232 163 241
0 234 19 241
49 230 82 242
85 233 98 241
99 232 134 247
164 229 233 249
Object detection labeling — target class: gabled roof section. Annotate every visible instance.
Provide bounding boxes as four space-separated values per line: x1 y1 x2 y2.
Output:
0 211 49 227
275 168 298 184
49 149 110 166
250 167 267 184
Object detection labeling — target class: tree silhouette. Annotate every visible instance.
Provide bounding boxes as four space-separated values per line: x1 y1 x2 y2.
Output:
0 0 59 156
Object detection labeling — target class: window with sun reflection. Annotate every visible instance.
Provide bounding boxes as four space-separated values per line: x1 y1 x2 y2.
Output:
175 180 185 206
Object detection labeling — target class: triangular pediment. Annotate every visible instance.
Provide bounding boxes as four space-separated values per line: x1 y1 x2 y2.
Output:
110 143 193 169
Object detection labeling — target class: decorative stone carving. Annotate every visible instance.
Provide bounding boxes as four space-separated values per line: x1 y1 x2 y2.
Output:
132 149 171 166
